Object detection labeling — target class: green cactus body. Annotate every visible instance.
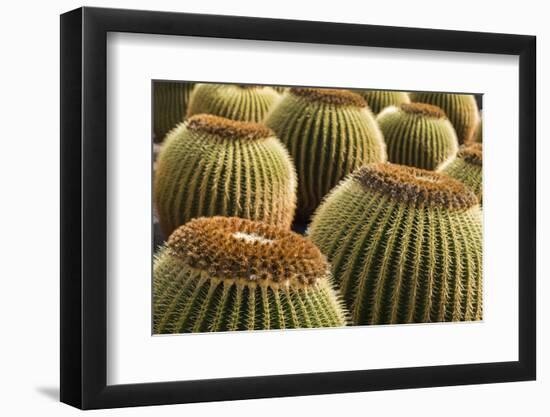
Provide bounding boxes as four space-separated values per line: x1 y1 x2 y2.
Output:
377 103 459 170
154 114 297 237
409 92 480 144
153 81 195 143
153 217 348 333
309 163 483 325
356 90 410 114
187 83 279 122
265 87 386 221
441 143 483 204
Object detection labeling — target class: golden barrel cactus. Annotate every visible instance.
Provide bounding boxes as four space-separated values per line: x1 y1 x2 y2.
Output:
309 163 483 325
187 83 279 122
265 87 386 221
377 103 459 170
154 217 348 333
154 114 297 237
410 92 480 144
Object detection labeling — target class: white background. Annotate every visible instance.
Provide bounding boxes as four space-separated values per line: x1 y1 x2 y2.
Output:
0 0 546 416
108 33 518 384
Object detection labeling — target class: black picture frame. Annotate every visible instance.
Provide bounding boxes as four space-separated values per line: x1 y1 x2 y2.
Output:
60 6 536 410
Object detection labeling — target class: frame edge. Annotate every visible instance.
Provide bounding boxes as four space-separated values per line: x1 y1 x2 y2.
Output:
60 7 84 409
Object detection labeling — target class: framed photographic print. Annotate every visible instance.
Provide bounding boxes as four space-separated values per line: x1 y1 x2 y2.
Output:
60 6 536 410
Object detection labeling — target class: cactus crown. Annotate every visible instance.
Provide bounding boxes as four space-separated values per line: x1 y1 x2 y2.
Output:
236 84 264 89
400 102 447 119
352 163 477 209
186 114 274 141
458 143 483 165
167 217 328 286
290 87 367 107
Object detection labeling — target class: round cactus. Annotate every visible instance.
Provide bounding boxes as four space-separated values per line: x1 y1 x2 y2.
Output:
440 143 483 204
409 92 480 144
356 89 410 114
153 81 195 143
153 217 348 333
154 114 297 237
377 103 459 170
265 87 386 221
309 163 483 325
187 83 279 122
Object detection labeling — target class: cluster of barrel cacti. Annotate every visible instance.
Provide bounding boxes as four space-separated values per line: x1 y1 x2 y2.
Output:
152 81 483 334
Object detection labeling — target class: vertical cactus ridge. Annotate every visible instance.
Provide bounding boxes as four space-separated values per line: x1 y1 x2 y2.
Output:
356 90 410 114
187 83 279 122
441 143 483 204
410 92 480 144
154 114 297 237
308 163 482 325
265 87 386 221
153 217 348 333
153 81 195 143
377 103 459 171
474 118 483 143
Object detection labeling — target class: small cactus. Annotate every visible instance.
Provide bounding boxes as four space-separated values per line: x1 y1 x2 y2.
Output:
309 163 483 325
440 143 483 204
187 83 279 122
154 114 297 237
265 87 386 221
409 92 480 144
356 90 410 114
153 217 348 333
377 103 459 170
153 81 195 143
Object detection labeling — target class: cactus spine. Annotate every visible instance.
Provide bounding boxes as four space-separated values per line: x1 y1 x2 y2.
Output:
377 103 459 170
356 90 410 114
410 92 480 144
154 114 297 237
441 143 483 204
309 163 483 325
187 83 279 122
153 81 195 143
154 217 348 333
265 87 386 221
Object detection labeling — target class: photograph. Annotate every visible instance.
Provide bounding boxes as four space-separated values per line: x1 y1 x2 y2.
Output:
152 82 484 334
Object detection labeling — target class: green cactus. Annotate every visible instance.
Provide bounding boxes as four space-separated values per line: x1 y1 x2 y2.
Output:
153 217 348 333
377 103 459 170
187 83 279 122
265 87 386 221
154 114 297 237
409 92 480 144
153 81 195 143
309 163 483 325
441 143 483 204
356 90 410 114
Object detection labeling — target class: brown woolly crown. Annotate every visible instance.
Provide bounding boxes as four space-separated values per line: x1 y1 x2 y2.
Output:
458 143 482 165
166 217 329 286
186 114 274 140
352 163 478 209
290 88 367 107
400 102 447 119
236 84 265 89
